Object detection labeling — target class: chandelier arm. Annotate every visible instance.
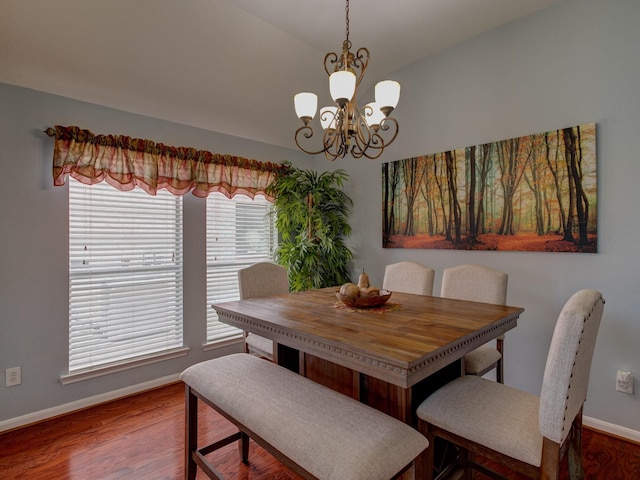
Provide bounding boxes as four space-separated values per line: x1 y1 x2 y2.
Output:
360 117 400 159
336 124 350 158
295 125 338 156
378 116 400 146
324 52 339 77
352 47 370 86
347 131 366 158
324 128 343 161
361 141 385 160
348 113 372 158
350 113 400 159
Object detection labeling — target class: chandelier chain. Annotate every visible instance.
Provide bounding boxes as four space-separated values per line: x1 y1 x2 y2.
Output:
345 0 350 45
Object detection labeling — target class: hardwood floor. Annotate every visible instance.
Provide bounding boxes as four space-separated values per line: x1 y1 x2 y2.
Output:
1 382 638 479
0 383 299 480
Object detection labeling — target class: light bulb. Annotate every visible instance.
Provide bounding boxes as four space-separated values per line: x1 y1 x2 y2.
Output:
375 80 401 110
329 71 356 106
294 92 318 122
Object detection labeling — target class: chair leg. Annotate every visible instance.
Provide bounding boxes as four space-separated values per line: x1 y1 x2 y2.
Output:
496 338 504 384
459 447 472 480
185 386 198 480
417 419 435 480
243 331 250 353
568 413 584 480
541 437 561 480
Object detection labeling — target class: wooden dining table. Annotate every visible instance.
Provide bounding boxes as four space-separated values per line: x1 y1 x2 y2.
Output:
212 287 524 425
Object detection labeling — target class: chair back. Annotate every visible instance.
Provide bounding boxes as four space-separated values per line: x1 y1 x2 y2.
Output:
238 262 289 299
440 264 507 304
539 289 605 444
382 261 435 296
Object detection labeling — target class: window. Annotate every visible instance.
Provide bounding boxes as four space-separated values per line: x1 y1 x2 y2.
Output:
206 193 277 343
67 178 184 378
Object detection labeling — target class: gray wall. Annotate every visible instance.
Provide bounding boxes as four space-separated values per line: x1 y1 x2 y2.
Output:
2 0 639 438
319 0 640 433
0 83 310 422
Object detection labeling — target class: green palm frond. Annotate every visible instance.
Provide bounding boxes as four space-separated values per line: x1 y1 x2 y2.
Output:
268 161 353 291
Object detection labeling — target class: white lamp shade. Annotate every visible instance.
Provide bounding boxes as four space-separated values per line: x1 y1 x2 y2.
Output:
329 71 356 103
320 106 338 130
375 80 401 109
294 92 318 119
364 102 385 127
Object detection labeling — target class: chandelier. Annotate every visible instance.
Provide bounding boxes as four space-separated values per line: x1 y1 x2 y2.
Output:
293 0 400 161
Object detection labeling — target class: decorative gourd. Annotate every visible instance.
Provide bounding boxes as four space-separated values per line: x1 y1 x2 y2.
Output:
339 282 361 297
357 268 370 289
360 286 380 297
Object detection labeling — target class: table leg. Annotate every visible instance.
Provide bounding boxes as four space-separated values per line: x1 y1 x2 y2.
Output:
275 343 300 374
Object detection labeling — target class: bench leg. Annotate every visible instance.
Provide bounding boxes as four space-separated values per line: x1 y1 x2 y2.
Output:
185 385 198 480
240 431 250 464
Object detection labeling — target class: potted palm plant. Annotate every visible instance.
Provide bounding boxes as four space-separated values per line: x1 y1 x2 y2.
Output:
267 161 353 291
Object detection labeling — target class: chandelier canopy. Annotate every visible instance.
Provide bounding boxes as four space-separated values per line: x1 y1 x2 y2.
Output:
293 0 400 161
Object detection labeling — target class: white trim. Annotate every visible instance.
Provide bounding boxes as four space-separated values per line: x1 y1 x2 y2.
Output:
0 374 180 433
60 347 190 385
2 383 638 444
203 336 243 352
583 415 640 443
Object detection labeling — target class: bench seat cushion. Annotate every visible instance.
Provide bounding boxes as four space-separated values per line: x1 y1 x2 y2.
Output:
180 353 428 480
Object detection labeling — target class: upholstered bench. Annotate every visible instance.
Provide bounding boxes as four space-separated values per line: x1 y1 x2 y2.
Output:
180 353 429 480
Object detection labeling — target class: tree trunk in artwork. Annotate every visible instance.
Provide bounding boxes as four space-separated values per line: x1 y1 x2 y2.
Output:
402 158 420 237
419 158 435 236
476 143 492 234
542 133 554 233
560 129 577 243
467 145 478 244
445 150 462 244
563 126 589 245
546 131 569 237
523 134 545 236
434 153 448 238
383 162 400 245
576 127 590 245
383 163 390 245
497 138 525 236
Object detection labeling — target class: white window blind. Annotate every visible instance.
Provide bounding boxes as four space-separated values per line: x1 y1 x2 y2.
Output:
206 192 277 343
68 178 184 373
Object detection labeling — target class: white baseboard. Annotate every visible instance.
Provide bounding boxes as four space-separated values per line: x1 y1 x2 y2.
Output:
583 415 640 443
2 381 639 445
0 373 180 433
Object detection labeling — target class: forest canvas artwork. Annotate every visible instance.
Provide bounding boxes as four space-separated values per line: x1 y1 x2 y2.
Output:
382 123 597 253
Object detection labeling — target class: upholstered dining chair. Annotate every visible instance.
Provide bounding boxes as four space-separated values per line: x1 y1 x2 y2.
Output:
440 264 508 383
416 289 605 480
382 261 435 296
238 262 289 361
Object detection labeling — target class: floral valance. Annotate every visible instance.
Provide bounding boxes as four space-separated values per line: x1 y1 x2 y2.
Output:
46 125 289 199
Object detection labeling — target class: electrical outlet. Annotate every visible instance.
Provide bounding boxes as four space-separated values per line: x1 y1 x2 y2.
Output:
5 367 21 387
616 369 634 394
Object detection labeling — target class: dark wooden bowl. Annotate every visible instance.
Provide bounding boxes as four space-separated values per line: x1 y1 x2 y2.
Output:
335 289 392 308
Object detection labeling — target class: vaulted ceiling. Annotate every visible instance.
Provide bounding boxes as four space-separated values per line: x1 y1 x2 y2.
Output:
0 0 562 150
